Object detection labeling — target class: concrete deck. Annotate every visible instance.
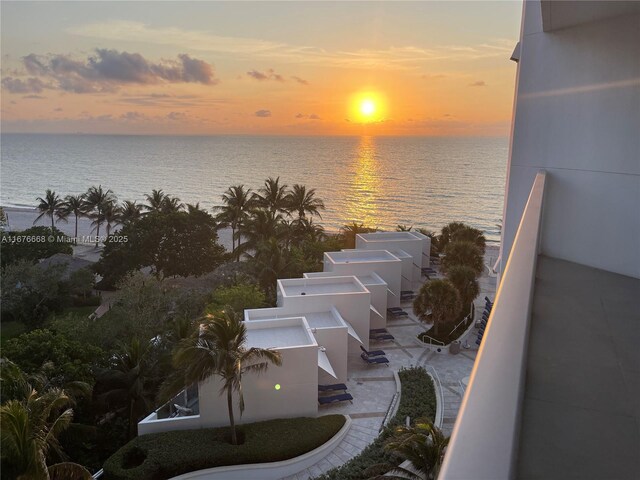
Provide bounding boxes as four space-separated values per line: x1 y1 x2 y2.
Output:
516 256 640 479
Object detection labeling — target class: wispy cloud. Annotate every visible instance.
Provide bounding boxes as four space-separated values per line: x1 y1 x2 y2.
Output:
295 113 320 120
469 80 486 87
291 76 309 85
247 69 285 82
254 109 271 117
67 21 514 69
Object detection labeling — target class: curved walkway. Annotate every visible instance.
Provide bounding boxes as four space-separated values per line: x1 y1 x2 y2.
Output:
281 256 497 480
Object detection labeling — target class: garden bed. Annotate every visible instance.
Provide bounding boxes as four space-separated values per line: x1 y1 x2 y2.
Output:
103 415 346 480
417 313 474 346
314 366 436 480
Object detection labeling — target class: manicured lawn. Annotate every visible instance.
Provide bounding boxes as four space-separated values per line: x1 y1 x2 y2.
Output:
103 415 346 480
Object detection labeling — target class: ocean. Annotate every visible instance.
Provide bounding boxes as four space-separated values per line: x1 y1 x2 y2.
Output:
0 134 507 241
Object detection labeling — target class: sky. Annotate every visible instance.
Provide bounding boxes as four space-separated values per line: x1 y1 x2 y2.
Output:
1 1 523 136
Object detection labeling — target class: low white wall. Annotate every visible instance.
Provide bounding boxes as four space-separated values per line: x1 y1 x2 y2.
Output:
138 414 203 436
169 416 352 480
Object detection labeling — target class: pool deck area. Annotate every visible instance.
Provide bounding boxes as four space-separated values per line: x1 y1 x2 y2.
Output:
281 247 499 480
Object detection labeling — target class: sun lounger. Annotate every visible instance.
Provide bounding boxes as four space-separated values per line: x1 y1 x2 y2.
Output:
369 328 388 334
370 333 395 342
318 383 348 393
360 345 386 357
360 353 389 365
318 393 353 405
387 309 408 317
388 307 404 312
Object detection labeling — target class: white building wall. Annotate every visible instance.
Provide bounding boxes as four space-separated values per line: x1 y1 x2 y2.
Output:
197 345 318 427
313 328 348 383
502 2 640 278
355 237 424 280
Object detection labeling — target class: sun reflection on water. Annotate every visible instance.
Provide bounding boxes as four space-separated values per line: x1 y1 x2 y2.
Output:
343 136 385 228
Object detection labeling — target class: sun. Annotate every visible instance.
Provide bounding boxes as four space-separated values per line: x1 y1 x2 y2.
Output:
360 99 376 117
350 91 386 124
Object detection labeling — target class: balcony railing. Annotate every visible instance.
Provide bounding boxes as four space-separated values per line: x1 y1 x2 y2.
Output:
439 171 546 479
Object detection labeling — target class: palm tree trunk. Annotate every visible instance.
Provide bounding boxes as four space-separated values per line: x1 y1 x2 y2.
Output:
51 214 55 234
231 225 236 260
74 214 78 245
95 222 100 247
227 388 237 445
128 399 136 439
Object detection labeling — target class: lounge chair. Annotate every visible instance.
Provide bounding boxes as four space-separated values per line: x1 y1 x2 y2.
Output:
360 345 386 357
369 328 388 334
318 383 348 393
388 307 404 312
370 333 395 342
387 310 408 318
318 393 353 405
360 353 389 365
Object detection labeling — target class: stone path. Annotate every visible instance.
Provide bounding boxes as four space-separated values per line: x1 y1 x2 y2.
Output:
281 255 497 480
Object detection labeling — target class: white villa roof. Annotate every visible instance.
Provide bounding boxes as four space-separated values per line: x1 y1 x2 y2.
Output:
245 319 316 349
278 277 367 297
326 249 401 264
357 231 422 242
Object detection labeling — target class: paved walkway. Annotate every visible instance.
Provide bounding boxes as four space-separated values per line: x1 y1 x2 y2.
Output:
282 255 497 480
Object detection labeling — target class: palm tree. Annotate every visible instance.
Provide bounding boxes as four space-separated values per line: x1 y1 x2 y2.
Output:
34 189 65 234
450 226 486 253
446 265 480 309
102 201 121 237
254 177 289 214
286 184 325 219
289 218 325 247
441 240 484 275
340 222 377 249
248 238 296 300
119 200 142 225
165 312 282 445
214 185 256 261
417 228 441 255
439 222 466 252
96 338 154 439
60 194 85 243
143 189 167 213
368 420 449 480
0 361 92 479
413 279 461 336
396 224 413 232
237 209 285 254
83 185 116 246
160 195 184 214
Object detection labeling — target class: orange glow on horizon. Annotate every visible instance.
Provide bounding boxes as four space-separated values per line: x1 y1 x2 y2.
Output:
350 91 387 124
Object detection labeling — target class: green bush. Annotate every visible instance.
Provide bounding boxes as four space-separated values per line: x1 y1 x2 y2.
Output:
314 367 436 480
103 415 346 480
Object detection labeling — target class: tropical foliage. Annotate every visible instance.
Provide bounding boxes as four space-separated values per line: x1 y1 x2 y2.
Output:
413 279 461 336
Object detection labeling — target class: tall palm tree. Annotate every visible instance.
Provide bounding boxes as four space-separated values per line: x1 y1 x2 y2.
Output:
248 238 296 300
214 185 256 261
439 222 466 252
446 265 480 309
237 209 285 254
368 420 449 480
450 226 486 253
0 361 92 480
96 338 154 439
340 222 377 249
165 312 282 445
60 194 85 243
254 177 289 214
441 240 484 275
286 184 325 219
83 185 116 247
143 189 167 213
102 201 121 237
119 200 142 225
417 228 440 255
34 189 65 234
413 279 461 336
160 195 184 214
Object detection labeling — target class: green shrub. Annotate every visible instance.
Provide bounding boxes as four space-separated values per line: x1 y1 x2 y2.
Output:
103 415 345 480
314 366 436 480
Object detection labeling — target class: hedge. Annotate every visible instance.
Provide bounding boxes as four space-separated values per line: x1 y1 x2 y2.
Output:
313 366 436 480
103 415 345 480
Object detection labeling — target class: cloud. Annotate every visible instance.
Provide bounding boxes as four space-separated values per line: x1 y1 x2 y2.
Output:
254 109 271 117
291 76 309 85
1 77 49 94
309 113 321 120
120 111 146 121
22 94 46 99
54 107 63 112
167 111 187 121
247 69 284 82
295 113 321 120
469 80 486 87
2 50 219 95
295 113 306 119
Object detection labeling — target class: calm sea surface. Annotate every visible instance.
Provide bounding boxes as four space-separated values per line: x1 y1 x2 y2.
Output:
0 134 507 241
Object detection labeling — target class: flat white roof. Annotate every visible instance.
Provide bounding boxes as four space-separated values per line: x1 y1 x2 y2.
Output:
357 231 423 242
304 271 386 286
304 311 343 328
279 277 367 297
325 249 401 264
389 249 411 258
245 318 316 349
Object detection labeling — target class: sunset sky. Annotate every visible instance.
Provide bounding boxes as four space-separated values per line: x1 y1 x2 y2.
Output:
1 1 522 136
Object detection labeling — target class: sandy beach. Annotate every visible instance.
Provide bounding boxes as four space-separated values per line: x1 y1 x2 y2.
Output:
2 206 235 253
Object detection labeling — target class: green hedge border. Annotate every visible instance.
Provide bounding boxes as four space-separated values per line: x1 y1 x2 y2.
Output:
103 415 346 480
313 366 436 480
